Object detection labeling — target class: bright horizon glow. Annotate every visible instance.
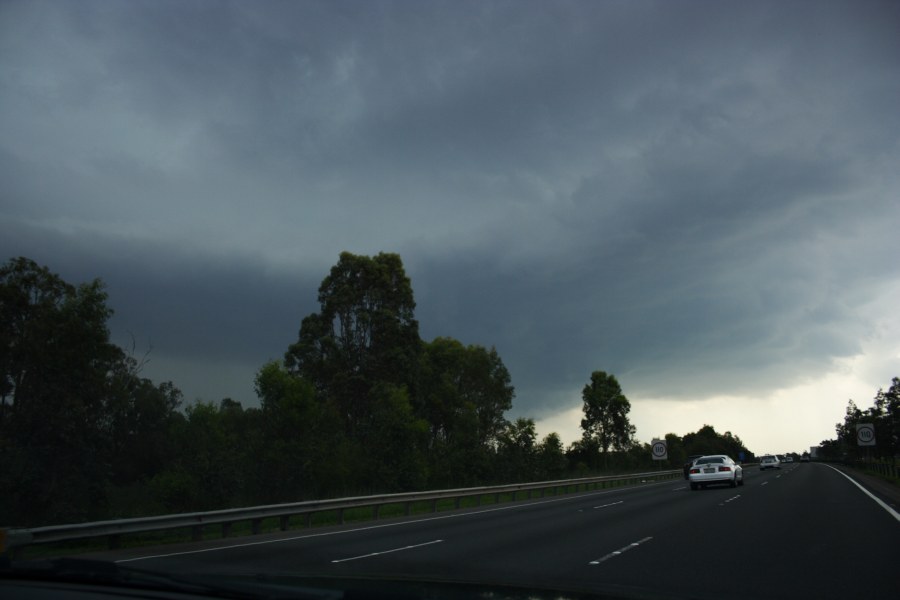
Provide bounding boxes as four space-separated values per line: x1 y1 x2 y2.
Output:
536 351 899 456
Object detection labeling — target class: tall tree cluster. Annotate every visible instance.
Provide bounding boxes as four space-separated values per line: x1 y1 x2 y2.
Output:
0 253 547 526
569 372 754 471
578 371 636 468
1 258 184 525
274 252 518 492
1 253 764 527
818 378 899 461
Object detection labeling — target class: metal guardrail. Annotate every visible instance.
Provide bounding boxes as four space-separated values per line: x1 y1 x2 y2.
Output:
1 469 681 555
855 459 899 480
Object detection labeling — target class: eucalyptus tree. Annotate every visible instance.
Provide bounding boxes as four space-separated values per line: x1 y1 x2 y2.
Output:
580 370 636 468
418 336 514 486
283 252 426 490
1 257 121 524
285 252 421 438
1 257 188 523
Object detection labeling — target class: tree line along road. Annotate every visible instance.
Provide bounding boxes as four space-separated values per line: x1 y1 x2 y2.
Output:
92 463 899 600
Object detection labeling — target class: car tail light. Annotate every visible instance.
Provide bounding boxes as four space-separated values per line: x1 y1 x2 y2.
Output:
689 468 700 474
718 466 732 472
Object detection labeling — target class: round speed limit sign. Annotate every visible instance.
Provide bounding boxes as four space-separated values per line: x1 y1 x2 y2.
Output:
856 423 875 446
651 439 667 460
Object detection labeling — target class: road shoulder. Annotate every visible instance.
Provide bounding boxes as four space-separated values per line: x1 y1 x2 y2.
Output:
828 463 900 511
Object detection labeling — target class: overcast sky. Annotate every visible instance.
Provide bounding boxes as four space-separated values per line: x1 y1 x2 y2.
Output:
2 0 898 454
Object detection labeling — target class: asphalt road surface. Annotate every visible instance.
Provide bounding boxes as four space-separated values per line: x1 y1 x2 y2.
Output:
99 463 899 600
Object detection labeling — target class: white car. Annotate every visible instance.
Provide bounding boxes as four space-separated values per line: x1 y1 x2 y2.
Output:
688 455 744 490
759 455 781 470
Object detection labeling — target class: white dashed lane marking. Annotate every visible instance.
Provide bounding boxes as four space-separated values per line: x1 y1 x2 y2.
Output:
589 536 653 565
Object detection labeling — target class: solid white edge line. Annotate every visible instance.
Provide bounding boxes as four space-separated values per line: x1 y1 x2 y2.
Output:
115 479 675 563
820 463 900 523
331 539 443 563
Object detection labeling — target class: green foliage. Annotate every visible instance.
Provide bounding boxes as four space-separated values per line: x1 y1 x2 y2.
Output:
281 253 519 493
580 371 636 466
2 253 784 528
254 360 334 499
417 337 514 486
1 258 121 525
536 432 568 480
365 383 429 491
680 425 752 462
827 377 899 461
497 417 538 481
664 432 687 465
285 251 421 439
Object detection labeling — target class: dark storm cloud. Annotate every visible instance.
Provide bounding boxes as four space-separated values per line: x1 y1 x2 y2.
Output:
0 219 320 404
2 0 898 416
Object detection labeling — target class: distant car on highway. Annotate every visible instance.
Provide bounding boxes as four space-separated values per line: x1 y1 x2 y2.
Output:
800 453 810 462
759 455 781 470
683 454 704 479
688 455 743 490
782 456 794 463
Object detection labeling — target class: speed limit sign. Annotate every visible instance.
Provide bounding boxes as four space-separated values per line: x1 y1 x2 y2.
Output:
651 438 668 460
856 423 876 447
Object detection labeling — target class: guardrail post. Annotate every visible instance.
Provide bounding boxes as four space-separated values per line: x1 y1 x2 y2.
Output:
338 508 345 524
304 513 312 528
222 522 231 537
279 516 289 531
373 505 381 519
454 497 461 509
405 502 412 516
431 499 438 512
191 526 202 542
108 534 120 550
251 518 262 535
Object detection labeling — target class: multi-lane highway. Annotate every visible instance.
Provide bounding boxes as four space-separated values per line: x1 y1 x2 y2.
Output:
100 463 899 599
